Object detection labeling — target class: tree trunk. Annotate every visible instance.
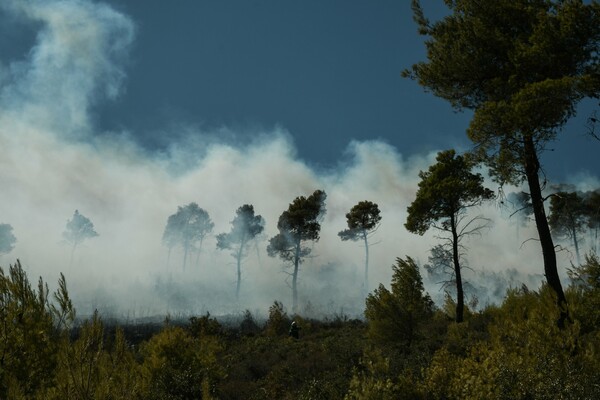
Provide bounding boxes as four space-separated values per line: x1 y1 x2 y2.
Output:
572 227 581 265
363 230 369 295
236 242 244 300
292 242 300 313
69 243 77 269
450 213 464 323
595 225 598 255
194 237 204 269
182 241 188 272
524 135 568 327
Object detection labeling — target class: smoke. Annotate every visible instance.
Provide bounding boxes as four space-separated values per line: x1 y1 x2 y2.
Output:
0 0 581 319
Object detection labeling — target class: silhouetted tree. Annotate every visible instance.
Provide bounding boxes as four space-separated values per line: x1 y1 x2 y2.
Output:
216 204 265 299
267 190 326 312
162 203 214 271
406 0 600 326
549 191 588 265
405 150 494 322
0 223 16 256
338 201 381 293
63 210 98 266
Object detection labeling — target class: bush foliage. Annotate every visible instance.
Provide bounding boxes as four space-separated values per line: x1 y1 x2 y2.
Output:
2 257 600 399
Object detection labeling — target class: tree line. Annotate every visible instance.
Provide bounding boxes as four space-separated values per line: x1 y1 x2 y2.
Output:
161 192 381 312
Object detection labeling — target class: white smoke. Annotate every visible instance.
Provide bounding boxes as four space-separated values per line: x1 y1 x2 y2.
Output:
0 0 581 319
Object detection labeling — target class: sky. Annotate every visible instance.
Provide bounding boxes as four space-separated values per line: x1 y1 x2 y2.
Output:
0 0 598 318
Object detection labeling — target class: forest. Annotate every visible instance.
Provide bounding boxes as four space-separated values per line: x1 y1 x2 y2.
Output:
1 0 600 398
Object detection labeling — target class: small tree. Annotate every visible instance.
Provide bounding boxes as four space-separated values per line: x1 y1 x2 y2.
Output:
0 223 16 256
549 191 587 265
0 260 74 397
267 190 326 313
162 203 214 271
338 201 382 293
405 150 494 323
63 210 98 266
365 256 434 348
216 204 265 299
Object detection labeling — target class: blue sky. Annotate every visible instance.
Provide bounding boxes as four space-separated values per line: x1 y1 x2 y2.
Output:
104 0 599 180
94 1 468 161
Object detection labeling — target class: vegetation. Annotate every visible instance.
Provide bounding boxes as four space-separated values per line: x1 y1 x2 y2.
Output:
162 203 214 271
2 254 600 399
338 201 382 293
267 190 327 313
405 149 494 322
216 204 265 299
405 0 600 326
365 256 434 348
63 210 98 266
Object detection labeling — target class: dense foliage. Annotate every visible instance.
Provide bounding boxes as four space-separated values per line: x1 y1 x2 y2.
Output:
2 255 600 399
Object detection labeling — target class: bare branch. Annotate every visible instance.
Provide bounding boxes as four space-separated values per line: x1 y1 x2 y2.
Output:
520 237 540 249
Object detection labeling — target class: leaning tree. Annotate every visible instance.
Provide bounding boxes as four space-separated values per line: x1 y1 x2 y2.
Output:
267 190 326 313
338 200 382 293
216 204 265 299
405 0 600 325
405 150 494 323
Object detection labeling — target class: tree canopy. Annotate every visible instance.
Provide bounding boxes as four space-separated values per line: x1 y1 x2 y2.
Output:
405 150 494 235
63 210 98 248
162 203 214 271
63 210 98 266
